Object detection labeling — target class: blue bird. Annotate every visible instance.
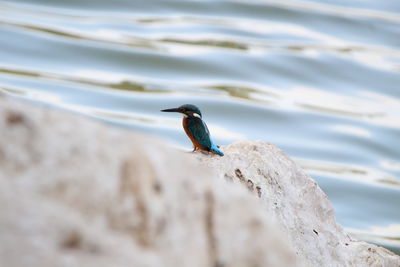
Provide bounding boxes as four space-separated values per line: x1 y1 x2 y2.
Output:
161 104 224 156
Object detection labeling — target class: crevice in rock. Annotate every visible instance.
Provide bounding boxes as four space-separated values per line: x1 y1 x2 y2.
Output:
205 189 220 267
120 160 150 247
61 230 82 250
60 230 99 254
0 148 4 162
153 181 162 194
247 179 254 192
256 186 262 198
235 169 261 197
234 169 245 181
6 111 25 125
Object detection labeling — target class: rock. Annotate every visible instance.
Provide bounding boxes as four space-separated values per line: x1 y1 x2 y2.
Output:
2 94 399 267
0 95 295 267
198 142 400 266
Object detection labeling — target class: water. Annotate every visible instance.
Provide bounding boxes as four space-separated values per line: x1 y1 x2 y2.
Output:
1 0 399 254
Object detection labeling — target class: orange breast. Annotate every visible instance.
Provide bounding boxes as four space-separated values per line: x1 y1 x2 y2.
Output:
183 117 206 151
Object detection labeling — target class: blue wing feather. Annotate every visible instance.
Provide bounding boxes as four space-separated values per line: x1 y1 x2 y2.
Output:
187 117 212 150
186 117 224 156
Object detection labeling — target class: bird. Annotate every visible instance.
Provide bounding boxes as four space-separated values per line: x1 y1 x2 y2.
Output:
161 104 224 156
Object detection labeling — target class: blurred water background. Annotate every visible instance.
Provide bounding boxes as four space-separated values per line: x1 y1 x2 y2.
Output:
1 0 399 254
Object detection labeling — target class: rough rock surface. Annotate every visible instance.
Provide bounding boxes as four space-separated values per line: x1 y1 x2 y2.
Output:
1 94 399 267
198 142 400 266
0 95 295 267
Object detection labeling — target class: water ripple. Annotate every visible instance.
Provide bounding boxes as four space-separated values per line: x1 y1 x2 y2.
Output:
298 159 400 189
1 65 400 129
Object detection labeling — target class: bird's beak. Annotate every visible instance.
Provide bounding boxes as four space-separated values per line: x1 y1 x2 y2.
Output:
161 107 180 113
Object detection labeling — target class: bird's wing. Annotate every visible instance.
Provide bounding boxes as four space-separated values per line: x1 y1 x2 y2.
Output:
187 118 212 150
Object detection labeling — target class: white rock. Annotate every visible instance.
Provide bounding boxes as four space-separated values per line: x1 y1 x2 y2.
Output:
0 95 295 267
198 141 400 267
2 94 398 267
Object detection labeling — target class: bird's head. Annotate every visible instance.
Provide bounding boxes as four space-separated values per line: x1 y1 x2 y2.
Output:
161 104 202 118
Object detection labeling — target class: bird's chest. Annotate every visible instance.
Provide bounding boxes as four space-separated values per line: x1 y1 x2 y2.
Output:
182 116 192 138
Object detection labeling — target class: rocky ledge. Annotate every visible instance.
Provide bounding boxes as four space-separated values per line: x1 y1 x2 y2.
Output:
197 143 400 266
0 94 399 267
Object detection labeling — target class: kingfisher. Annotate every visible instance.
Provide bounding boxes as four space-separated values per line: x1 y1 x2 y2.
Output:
161 104 224 156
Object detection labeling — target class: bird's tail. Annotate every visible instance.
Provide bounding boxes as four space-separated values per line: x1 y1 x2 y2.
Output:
211 144 224 157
